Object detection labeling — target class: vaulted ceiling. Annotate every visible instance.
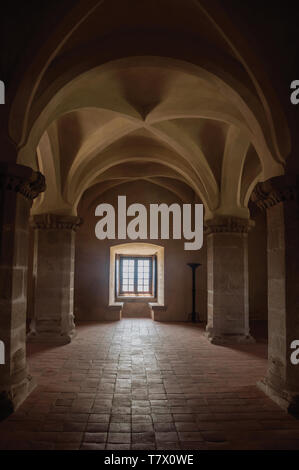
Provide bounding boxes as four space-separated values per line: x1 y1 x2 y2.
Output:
9 0 289 220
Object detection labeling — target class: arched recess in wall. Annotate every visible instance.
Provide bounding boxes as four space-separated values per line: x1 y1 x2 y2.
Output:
109 243 164 307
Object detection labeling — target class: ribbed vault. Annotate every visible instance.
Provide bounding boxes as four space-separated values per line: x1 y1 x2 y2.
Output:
8 0 289 220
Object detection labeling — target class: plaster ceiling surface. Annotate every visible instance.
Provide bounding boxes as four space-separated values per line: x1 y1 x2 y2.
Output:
10 1 288 220
31 59 282 220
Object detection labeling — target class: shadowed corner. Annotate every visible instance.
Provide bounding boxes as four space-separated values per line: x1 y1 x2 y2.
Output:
0 392 13 421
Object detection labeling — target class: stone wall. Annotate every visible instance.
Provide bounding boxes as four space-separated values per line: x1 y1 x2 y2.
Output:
0 163 45 416
74 180 207 322
25 181 268 325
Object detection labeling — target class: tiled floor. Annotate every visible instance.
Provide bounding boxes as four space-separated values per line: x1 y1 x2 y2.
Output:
1 319 299 450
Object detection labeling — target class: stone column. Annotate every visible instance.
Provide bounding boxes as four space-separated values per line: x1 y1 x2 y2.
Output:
0 163 45 418
28 213 82 344
205 216 255 344
251 176 299 414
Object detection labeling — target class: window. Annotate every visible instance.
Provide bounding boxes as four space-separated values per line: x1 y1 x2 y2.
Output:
116 255 156 298
109 244 164 307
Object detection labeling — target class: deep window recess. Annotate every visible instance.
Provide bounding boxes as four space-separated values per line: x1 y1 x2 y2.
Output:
116 255 157 298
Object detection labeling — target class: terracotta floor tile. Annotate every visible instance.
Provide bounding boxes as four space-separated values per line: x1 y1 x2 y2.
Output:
178 431 204 442
106 443 131 450
107 432 131 443
132 423 154 433
156 431 179 442
0 319 298 450
63 421 86 432
109 422 131 433
157 442 182 450
83 432 107 443
175 422 199 432
132 432 155 443
154 422 176 432
86 422 109 432
132 443 156 450
80 443 105 450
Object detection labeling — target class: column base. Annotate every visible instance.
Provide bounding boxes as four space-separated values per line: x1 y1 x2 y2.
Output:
0 374 36 421
258 377 299 416
205 329 255 345
27 329 76 345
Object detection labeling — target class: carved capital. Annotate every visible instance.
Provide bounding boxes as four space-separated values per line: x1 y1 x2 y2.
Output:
251 176 298 210
205 216 254 234
31 213 83 231
0 163 46 200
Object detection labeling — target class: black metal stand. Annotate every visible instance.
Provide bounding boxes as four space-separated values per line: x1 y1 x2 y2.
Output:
187 263 202 323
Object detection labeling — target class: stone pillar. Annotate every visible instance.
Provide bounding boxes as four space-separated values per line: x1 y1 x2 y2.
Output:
205 216 255 344
28 213 82 344
0 163 45 418
251 176 299 413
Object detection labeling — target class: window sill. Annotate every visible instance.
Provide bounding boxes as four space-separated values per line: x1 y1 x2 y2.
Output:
115 297 157 303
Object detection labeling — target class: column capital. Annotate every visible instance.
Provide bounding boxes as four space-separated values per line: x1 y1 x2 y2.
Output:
0 162 46 200
31 213 83 231
251 175 298 210
205 216 254 234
